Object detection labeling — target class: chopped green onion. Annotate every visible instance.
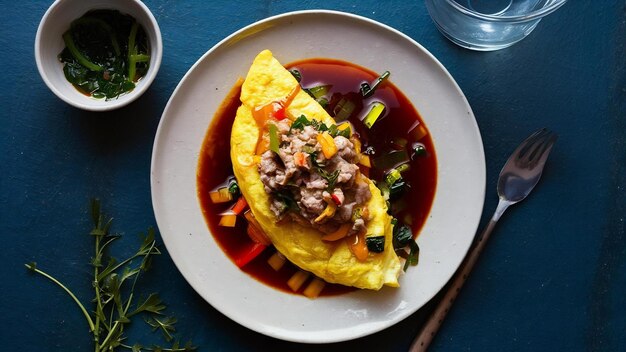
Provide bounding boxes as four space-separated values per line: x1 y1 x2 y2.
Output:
302 145 316 154
269 123 280 153
290 115 310 132
366 236 385 253
327 124 338 137
333 97 357 121
396 163 411 174
385 169 402 186
310 119 328 132
338 126 351 138
351 207 363 222
307 85 331 99
363 101 386 128
324 124 351 139
360 71 390 98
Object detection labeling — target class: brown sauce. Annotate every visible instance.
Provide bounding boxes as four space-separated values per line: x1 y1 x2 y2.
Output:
197 58 437 296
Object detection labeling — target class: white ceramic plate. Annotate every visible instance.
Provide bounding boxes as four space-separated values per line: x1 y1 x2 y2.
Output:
151 10 485 343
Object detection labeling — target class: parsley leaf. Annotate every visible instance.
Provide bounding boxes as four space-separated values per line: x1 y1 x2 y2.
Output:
317 168 340 191
289 115 310 132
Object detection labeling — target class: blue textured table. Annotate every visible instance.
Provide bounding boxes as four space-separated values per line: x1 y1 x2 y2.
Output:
2 1 624 351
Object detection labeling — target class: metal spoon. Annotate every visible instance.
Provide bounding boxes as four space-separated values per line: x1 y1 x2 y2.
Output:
410 128 558 351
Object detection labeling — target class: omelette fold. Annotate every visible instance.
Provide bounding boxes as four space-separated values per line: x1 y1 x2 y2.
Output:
230 50 401 290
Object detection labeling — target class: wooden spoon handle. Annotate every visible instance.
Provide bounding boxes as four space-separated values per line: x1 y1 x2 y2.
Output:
409 218 498 352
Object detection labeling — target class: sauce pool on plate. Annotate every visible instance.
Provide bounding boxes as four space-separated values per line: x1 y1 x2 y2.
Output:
197 58 437 296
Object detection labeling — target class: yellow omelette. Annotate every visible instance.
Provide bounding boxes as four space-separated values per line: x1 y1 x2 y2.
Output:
230 50 401 290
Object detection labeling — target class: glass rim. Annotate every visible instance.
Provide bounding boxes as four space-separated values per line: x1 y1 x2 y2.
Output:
443 0 568 22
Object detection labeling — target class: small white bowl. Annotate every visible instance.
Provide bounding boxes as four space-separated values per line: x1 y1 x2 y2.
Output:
35 0 163 111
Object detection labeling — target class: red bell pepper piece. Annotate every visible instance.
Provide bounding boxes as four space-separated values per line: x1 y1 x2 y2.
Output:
231 196 248 215
235 242 267 268
274 107 286 120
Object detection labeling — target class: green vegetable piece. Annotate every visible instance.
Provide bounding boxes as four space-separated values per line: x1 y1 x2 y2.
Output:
393 223 413 249
310 119 328 132
289 115 310 132
385 168 402 186
333 97 357 121
327 124 338 137
363 101 386 129
302 145 316 154
360 71 390 98
307 85 331 99
59 10 150 100
396 163 411 174
326 124 351 139
340 126 351 138
228 179 240 196
62 31 103 72
269 123 280 153
366 236 385 253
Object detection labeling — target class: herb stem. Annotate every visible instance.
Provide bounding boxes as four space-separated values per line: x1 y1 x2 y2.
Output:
100 253 140 279
25 264 95 332
93 233 102 352
99 320 121 349
120 343 191 352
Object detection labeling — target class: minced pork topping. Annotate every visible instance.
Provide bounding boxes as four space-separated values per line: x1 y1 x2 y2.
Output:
258 116 371 235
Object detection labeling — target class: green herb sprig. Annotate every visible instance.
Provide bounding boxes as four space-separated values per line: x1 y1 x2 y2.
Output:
25 199 195 352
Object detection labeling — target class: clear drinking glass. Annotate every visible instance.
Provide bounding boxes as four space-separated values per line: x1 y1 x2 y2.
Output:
425 0 568 51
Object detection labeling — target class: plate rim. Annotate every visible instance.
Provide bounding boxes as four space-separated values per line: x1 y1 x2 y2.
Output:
151 9 486 343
